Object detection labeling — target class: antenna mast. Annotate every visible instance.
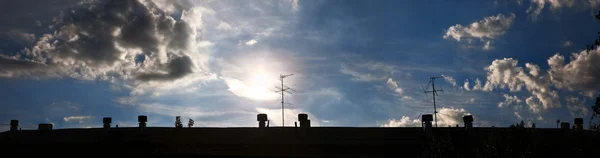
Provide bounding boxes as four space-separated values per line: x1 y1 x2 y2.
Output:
274 74 295 127
423 76 443 127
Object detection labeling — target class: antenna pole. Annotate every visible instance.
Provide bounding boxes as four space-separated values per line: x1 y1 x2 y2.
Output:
432 78 437 128
275 74 294 127
424 76 443 127
281 75 285 127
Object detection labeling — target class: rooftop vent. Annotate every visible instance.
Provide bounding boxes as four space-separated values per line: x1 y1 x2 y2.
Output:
257 114 268 128
421 114 433 122
9 120 18 132
421 114 433 129
138 115 147 129
463 115 474 128
298 113 310 128
574 118 583 130
103 117 112 129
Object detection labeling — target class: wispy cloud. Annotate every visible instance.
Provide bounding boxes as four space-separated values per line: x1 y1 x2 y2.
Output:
63 115 94 123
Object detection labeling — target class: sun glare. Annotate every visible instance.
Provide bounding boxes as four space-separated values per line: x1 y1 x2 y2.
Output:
246 72 279 101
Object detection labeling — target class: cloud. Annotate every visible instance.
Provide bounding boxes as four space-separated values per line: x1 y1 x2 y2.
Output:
222 77 279 101
5 30 36 43
443 13 516 50
441 74 457 87
466 58 560 113
463 78 483 91
340 61 396 82
380 107 474 127
340 64 384 82
526 0 576 21
562 40 572 47
465 48 599 118
63 115 94 123
547 51 600 97
498 94 523 108
245 39 258 45
386 78 404 96
217 21 233 30
566 96 589 118
514 111 523 120
379 116 421 127
0 0 213 91
290 0 299 11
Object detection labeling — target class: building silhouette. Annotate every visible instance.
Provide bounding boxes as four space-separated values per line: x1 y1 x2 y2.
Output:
1 113 599 157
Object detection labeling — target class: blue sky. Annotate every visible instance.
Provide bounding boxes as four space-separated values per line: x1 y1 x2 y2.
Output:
1 0 599 131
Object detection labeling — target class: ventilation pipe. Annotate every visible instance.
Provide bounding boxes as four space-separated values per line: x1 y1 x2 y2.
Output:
463 115 474 129
10 120 18 132
298 113 311 128
138 115 147 131
257 114 268 128
574 118 583 130
103 117 112 130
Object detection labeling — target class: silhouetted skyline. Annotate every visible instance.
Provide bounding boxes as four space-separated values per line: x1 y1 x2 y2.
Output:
1 0 600 132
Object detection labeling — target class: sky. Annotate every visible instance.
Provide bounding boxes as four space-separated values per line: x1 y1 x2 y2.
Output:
1 0 600 131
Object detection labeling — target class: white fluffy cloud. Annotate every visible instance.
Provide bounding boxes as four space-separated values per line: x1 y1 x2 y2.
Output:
245 39 258 45
465 48 600 116
465 58 560 113
379 116 421 127
498 94 523 108
387 78 404 96
547 51 600 97
379 107 473 127
443 13 516 50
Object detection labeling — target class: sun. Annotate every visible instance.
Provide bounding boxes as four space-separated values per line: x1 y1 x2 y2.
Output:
246 72 279 101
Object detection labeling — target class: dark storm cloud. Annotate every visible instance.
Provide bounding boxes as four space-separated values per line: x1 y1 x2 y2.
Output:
1 0 199 82
0 56 45 70
136 55 193 82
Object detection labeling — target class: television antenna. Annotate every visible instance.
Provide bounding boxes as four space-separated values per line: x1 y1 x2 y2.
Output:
273 74 295 127
422 76 443 127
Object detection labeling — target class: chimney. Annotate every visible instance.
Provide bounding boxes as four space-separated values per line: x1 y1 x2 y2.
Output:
463 115 474 129
561 122 570 129
138 115 147 129
298 113 311 128
103 117 112 130
257 114 268 128
38 123 53 131
10 120 18 132
574 118 583 130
